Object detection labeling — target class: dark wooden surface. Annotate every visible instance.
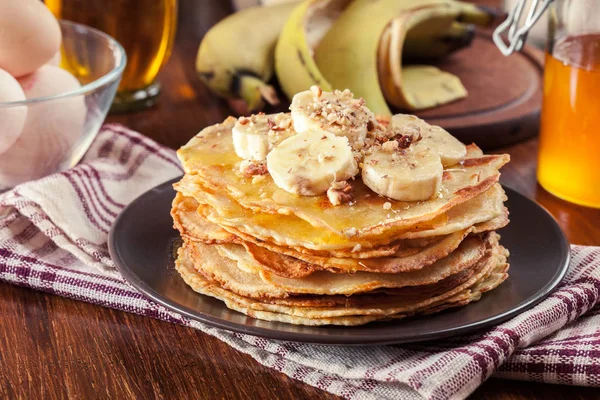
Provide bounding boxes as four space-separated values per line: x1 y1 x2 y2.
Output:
413 32 544 150
2 1 600 399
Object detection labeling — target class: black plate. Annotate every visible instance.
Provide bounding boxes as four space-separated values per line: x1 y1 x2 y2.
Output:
109 178 570 345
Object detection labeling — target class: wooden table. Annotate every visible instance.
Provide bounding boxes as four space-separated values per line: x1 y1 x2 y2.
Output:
2 1 600 399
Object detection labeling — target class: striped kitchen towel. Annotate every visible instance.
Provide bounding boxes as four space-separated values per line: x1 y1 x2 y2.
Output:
0 124 599 400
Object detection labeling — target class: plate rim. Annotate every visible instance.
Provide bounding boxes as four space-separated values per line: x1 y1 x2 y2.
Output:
109 179 570 345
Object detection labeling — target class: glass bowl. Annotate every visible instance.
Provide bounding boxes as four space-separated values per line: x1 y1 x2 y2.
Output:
0 20 126 189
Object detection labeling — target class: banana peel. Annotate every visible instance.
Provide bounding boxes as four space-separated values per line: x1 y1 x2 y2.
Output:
196 3 297 112
198 0 495 113
396 65 467 110
315 0 462 114
379 3 495 110
403 21 475 61
378 7 470 110
280 0 494 114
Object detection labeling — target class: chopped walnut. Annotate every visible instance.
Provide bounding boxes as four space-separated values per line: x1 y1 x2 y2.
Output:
327 181 354 206
355 118 426 161
344 227 358 237
353 149 364 166
393 131 421 149
381 140 399 153
317 153 335 164
318 90 367 129
240 160 268 177
399 123 421 137
292 87 373 146
413 146 431 158
310 85 323 97
235 113 294 153
366 119 375 132
267 118 286 131
359 126 394 156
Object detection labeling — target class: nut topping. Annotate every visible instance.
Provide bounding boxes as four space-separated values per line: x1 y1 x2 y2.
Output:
327 180 354 206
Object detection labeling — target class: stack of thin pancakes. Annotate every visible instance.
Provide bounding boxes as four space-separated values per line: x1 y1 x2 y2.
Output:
171 117 511 326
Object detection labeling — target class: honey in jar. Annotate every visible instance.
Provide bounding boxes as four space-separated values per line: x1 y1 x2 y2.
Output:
537 34 600 208
45 0 177 112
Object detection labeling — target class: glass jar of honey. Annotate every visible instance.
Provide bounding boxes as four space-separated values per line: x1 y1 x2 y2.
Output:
46 0 177 113
496 0 600 208
538 0 600 208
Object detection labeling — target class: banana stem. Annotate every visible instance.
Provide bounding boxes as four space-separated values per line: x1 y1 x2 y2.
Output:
258 85 280 107
237 74 280 112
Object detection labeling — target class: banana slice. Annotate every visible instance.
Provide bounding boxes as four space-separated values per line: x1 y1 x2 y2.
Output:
390 114 466 167
289 86 373 146
232 113 294 161
361 141 443 202
266 130 359 196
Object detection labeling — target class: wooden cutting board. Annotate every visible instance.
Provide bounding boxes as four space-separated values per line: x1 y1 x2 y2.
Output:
411 31 545 150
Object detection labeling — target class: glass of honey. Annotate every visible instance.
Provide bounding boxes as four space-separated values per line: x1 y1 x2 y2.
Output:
46 0 177 113
537 0 600 208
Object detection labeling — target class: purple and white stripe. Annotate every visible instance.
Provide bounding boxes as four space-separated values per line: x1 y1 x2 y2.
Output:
0 124 599 400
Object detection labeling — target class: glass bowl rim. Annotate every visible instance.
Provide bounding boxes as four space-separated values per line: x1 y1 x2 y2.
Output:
0 20 127 108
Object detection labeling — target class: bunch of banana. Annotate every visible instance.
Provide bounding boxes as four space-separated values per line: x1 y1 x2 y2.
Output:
196 0 495 114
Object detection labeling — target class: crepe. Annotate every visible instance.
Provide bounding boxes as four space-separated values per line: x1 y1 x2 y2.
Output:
214 234 498 295
172 183 507 254
172 193 237 244
175 242 509 325
176 118 509 238
186 235 483 297
175 179 508 253
243 230 487 276
171 110 511 327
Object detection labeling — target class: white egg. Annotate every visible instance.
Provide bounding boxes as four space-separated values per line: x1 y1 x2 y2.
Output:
0 1 62 77
0 65 87 188
0 68 28 154
47 51 62 67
